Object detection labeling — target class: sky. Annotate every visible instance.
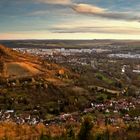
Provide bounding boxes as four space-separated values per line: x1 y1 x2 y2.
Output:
0 0 140 40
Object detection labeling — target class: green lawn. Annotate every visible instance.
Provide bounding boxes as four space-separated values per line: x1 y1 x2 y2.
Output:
95 72 113 84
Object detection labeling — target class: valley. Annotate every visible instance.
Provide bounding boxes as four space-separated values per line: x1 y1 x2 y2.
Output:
0 40 139 139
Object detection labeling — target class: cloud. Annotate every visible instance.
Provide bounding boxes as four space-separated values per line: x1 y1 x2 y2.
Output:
28 1 140 22
35 0 71 5
28 10 50 16
72 4 106 14
51 26 140 35
72 3 140 22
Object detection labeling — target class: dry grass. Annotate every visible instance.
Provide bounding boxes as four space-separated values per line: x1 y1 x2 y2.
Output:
6 62 41 77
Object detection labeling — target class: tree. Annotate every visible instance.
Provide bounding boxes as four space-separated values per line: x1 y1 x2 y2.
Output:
67 125 75 139
78 116 93 140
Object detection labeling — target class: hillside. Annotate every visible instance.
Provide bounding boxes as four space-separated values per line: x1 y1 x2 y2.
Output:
0 44 40 78
0 45 80 118
0 44 74 80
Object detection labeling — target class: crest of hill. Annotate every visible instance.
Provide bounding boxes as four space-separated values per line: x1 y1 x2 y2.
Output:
0 44 38 62
0 45 75 81
0 45 13 58
0 44 43 78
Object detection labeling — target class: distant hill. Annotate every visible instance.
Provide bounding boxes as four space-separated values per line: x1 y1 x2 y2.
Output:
1 39 140 49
